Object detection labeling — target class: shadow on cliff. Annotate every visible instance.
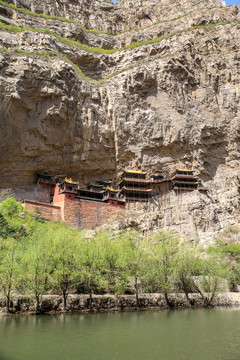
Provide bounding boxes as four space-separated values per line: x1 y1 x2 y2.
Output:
0 103 10 123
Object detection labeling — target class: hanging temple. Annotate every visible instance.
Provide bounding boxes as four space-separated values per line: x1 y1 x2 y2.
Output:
22 169 208 228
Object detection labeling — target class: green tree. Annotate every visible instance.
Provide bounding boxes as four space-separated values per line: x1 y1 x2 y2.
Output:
95 231 128 297
0 197 23 218
0 237 21 312
21 223 51 312
0 212 14 239
214 235 240 291
51 225 79 311
81 236 107 310
119 229 148 307
99 231 130 310
97 232 118 290
0 198 27 240
192 247 232 307
147 231 179 307
175 242 201 306
229 264 240 291
223 243 240 262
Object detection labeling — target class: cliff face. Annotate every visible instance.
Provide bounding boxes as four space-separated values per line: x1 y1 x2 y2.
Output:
0 0 240 238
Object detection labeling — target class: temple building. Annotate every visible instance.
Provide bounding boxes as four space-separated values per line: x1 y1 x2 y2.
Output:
49 177 125 228
58 178 78 194
52 178 78 204
76 184 105 202
22 167 208 228
97 180 113 189
53 178 126 207
37 173 57 186
118 170 152 202
37 173 58 204
150 172 172 197
150 172 165 183
102 187 126 207
171 169 207 192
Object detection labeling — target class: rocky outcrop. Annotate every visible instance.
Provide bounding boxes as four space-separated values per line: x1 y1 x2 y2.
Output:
103 189 239 242
0 0 240 237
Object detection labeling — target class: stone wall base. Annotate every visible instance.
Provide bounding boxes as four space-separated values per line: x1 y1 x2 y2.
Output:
1 293 240 315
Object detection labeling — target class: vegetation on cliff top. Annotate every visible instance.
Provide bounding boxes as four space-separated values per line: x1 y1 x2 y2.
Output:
0 198 239 313
0 0 108 34
0 0 222 38
0 20 235 56
0 19 236 85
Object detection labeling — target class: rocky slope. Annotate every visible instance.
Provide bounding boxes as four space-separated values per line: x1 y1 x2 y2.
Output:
0 0 240 238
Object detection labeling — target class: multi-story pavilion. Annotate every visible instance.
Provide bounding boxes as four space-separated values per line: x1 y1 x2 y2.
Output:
171 169 201 191
119 170 152 202
102 187 126 207
58 178 79 194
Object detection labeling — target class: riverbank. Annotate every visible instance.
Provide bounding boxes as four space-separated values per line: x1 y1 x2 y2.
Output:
1 293 240 316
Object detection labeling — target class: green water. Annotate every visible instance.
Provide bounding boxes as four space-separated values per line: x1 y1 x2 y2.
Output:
0 308 239 360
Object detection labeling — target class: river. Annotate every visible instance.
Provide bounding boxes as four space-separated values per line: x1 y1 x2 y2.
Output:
0 307 239 360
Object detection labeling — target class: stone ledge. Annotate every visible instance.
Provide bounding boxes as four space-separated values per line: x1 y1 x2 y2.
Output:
1 293 239 315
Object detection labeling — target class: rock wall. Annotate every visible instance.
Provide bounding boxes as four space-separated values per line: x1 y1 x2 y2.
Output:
0 0 240 236
107 188 239 242
1 293 240 315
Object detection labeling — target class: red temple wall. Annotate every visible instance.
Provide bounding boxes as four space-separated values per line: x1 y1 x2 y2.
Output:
53 196 125 229
78 200 124 229
25 186 125 229
23 200 61 221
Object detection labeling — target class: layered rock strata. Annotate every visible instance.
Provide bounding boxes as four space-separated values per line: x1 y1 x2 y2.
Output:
0 0 240 237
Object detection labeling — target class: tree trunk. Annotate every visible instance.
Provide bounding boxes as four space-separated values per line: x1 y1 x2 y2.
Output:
135 278 139 307
164 292 171 307
35 294 40 313
180 277 194 306
116 294 119 309
193 284 213 308
63 290 67 311
89 291 93 312
136 290 139 308
182 282 193 306
184 291 194 307
208 279 218 306
6 291 10 313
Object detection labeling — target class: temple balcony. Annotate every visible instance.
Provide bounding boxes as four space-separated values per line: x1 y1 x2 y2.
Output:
59 188 77 195
171 174 197 180
150 178 171 184
119 178 150 184
124 197 149 201
173 180 199 185
121 187 152 192
173 186 197 191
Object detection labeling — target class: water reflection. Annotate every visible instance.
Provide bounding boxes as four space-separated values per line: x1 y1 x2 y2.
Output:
0 308 239 360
